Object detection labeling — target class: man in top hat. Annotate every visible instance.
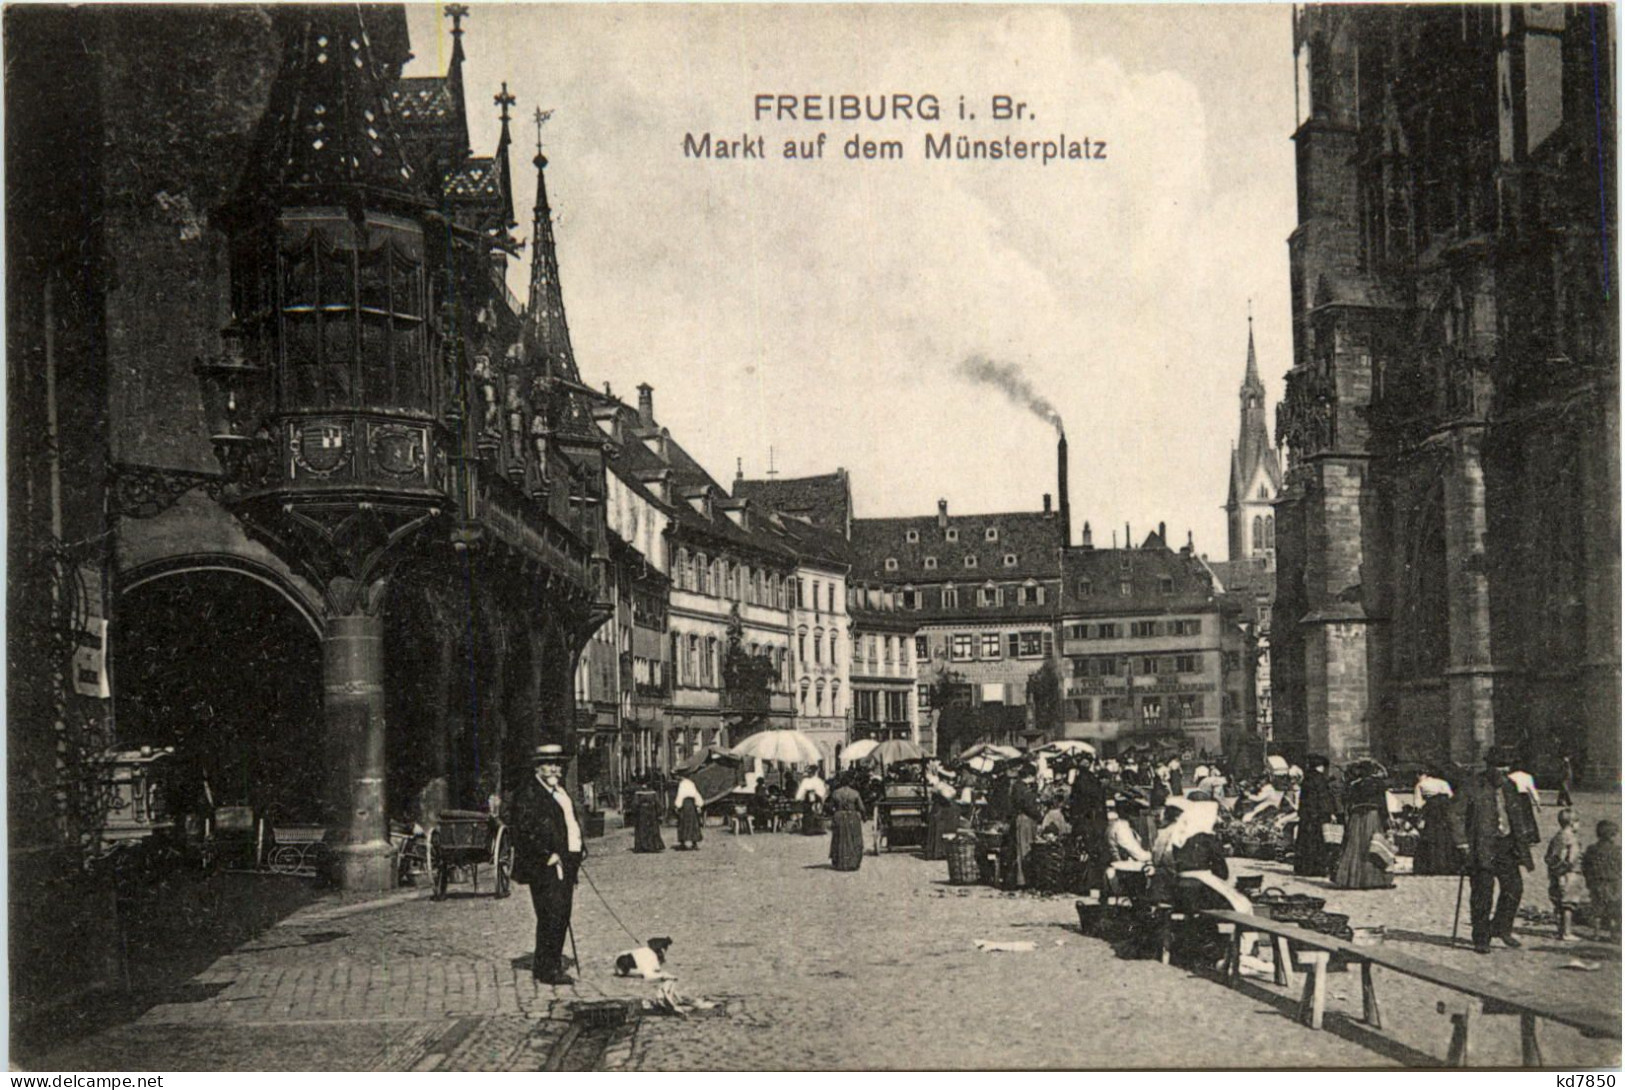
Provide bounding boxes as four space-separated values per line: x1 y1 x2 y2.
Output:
509 742 585 985
1457 745 1541 953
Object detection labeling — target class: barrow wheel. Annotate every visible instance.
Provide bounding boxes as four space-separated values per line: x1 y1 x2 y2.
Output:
269 845 304 875
494 829 513 899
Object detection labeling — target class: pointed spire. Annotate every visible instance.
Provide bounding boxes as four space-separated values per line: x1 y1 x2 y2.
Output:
445 3 469 67
1243 304 1263 393
235 5 427 217
525 106 580 382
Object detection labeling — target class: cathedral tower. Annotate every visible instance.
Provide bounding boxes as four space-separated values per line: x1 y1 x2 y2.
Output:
1225 315 1281 563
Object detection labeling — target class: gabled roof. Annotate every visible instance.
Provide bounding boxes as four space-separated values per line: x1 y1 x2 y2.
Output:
733 473 852 536
850 509 1062 583
1060 543 1219 615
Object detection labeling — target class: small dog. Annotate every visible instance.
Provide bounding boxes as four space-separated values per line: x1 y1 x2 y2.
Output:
614 937 674 980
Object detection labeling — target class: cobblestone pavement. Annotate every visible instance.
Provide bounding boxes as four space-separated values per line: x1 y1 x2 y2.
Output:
34 794 1620 1071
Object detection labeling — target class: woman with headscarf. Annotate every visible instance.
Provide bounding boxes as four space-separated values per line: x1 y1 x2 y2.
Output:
674 776 704 850
1331 759 1395 889
923 764 960 861
828 775 866 872
1148 799 1258 958
1412 765 1463 875
1294 754 1336 877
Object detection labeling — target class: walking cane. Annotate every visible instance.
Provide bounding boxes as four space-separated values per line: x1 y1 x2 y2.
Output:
1450 871 1467 946
567 920 581 978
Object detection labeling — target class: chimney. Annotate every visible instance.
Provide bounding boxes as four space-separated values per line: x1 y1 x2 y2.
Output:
1082 521 1093 549
735 457 743 486
1184 530 1194 556
1125 522 1131 549
937 499 948 529
604 381 613 397
637 383 655 427
1057 432 1072 548
1043 493 1052 514
1158 521 1166 544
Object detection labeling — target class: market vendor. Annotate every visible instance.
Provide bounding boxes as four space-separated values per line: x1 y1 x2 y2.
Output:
1004 762 1044 889
1067 750 1112 897
1149 799 1258 947
924 764 961 860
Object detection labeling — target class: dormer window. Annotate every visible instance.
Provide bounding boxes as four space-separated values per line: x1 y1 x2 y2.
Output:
905 529 920 543
1078 579 1093 596
924 556 938 570
945 528 959 542
1003 553 1017 567
1160 576 1175 595
963 555 978 569
977 582 1000 607
884 558 898 572
985 527 999 542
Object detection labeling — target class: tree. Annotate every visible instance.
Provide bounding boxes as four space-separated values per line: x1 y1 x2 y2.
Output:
1026 659 1062 741
721 605 777 741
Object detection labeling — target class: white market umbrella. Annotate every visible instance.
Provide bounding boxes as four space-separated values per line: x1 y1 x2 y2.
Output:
732 729 824 766
1035 740 1096 757
960 743 1021 762
872 739 925 765
842 739 881 765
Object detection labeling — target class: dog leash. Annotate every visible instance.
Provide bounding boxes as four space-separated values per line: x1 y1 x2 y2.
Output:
578 862 645 945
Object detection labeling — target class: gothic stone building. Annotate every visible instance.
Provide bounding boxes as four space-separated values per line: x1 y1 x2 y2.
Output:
1273 5 1618 779
8 3 617 933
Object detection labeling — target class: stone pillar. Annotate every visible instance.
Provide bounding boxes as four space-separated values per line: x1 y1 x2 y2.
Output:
323 594 394 891
1579 395 1621 785
1441 427 1497 763
1301 457 1373 765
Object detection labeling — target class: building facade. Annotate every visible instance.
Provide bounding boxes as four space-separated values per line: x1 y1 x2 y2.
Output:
852 492 1067 756
1273 5 1618 777
1058 528 1247 756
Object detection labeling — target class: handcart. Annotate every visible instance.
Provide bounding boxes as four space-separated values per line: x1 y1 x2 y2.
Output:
267 824 329 877
874 781 930 853
429 810 513 900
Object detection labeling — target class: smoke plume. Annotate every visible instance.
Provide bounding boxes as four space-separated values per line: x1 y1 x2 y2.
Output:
956 355 1064 435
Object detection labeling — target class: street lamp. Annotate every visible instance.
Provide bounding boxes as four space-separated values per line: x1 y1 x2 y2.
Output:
194 319 273 487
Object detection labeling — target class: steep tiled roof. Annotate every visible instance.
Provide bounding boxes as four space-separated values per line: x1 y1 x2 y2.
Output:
596 399 799 565
850 509 1063 583
393 76 458 124
1060 544 1220 616
733 473 851 535
770 514 852 571
444 155 501 201
237 6 427 215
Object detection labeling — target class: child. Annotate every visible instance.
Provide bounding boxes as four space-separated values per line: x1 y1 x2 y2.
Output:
1582 820 1621 943
1544 809 1583 941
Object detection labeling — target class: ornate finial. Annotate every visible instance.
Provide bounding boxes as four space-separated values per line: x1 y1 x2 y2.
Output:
533 106 554 158
495 82 516 125
1247 297 1253 324
445 4 469 39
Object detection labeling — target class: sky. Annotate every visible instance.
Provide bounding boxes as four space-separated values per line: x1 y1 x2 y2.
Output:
403 4 1299 559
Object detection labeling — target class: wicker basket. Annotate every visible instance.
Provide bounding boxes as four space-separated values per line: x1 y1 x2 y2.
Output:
946 837 980 885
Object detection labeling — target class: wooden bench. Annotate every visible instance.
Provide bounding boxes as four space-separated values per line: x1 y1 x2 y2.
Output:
1201 909 1620 1066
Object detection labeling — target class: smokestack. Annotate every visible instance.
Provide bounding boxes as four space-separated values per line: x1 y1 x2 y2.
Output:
637 383 655 427
1126 522 1131 549
937 499 948 529
1082 521 1093 549
1057 432 1071 548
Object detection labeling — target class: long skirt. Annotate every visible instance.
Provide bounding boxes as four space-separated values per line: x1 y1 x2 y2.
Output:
924 798 959 861
1332 807 1394 889
1293 817 1330 877
801 798 826 835
1004 814 1037 888
830 811 864 871
1413 796 1462 875
677 798 703 846
633 799 665 853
